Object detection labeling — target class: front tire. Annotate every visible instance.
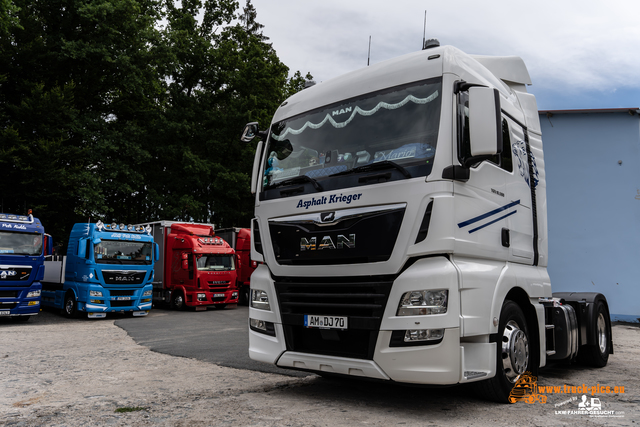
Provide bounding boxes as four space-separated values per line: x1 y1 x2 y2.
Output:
478 300 531 403
577 300 610 367
171 291 186 310
63 292 78 318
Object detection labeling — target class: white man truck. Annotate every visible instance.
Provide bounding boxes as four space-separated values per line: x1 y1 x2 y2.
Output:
241 40 613 403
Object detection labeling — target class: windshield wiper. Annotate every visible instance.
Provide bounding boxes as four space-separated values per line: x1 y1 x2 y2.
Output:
329 160 412 179
267 175 323 192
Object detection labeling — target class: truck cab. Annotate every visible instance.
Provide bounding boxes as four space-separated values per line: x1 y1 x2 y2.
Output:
42 221 158 318
0 213 51 320
143 222 239 310
241 42 612 402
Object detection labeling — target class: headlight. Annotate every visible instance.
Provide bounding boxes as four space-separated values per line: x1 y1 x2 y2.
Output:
251 289 270 310
397 289 448 316
143 290 152 297
26 290 41 298
90 290 103 297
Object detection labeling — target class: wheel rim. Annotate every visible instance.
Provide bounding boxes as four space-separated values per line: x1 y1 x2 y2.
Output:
174 294 183 308
501 320 529 383
597 312 607 353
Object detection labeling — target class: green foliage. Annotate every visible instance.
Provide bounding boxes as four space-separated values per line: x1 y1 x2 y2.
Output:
1 0 312 244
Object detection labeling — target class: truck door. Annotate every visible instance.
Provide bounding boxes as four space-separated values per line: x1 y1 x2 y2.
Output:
171 251 193 285
453 89 515 261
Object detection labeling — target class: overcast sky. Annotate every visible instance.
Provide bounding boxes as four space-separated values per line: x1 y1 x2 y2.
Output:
251 0 640 110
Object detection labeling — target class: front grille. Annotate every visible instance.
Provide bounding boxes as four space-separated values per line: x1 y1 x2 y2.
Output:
275 275 394 360
102 270 146 285
208 281 231 290
110 300 134 307
109 290 135 296
0 302 17 309
0 290 18 298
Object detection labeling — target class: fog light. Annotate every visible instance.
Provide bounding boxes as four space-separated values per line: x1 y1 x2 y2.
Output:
251 289 270 310
90 299 104 304
141 298 151 303
28 301 39 306
249 318 275 336
404 328 444 342
397 289 448 316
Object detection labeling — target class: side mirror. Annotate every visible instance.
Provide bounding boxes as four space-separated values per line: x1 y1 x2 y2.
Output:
241 122 259 142
468 87 502 157
77 238 87 258
154 243 160 262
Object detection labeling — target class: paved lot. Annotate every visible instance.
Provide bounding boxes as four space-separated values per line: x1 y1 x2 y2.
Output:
114 305 308 377
1 309 638 426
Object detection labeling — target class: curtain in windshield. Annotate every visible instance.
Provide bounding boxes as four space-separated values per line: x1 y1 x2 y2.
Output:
263 77 442 192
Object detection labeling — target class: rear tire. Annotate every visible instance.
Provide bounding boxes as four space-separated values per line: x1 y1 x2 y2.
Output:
577 300 610 367
477 300 531 403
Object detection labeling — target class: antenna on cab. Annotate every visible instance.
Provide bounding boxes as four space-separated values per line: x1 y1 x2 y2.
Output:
422 10 427 49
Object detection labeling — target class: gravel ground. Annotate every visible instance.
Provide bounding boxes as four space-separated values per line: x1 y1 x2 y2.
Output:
1 312 638 426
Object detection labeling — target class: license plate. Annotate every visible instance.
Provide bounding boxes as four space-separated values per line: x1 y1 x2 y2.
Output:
0 310 10 316
116 297 131 301
304 315 348 329
214 293 225 298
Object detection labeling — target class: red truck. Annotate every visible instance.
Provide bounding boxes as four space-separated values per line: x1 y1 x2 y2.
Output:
140 221 239 310
215 228 257 305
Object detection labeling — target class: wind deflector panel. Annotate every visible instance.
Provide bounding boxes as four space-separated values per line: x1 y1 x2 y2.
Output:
268 204 405 265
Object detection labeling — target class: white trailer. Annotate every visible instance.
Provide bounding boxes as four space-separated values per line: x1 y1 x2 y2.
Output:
240 40 613 402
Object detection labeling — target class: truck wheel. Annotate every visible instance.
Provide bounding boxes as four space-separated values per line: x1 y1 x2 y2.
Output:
171 292 185 311
577 300 610 368
63 293 78 318
477 300 530 403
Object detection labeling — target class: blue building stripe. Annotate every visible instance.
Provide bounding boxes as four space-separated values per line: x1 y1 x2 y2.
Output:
468 210 517 233
458 199 520 228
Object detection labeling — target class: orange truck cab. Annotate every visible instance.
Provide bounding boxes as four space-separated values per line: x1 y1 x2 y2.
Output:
140 221 239 310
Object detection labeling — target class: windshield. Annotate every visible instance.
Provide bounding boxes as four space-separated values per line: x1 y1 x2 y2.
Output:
261 78 442 199
95 240 152 265
0 231 43 255
196 254 235 271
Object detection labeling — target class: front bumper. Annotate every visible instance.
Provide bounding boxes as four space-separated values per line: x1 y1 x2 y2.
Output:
248 258 481 385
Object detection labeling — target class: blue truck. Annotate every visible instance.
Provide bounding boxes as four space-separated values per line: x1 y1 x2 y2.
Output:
0 212 51 321
42 221 159 318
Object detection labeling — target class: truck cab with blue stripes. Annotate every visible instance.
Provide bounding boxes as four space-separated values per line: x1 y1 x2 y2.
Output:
241 40 613 403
